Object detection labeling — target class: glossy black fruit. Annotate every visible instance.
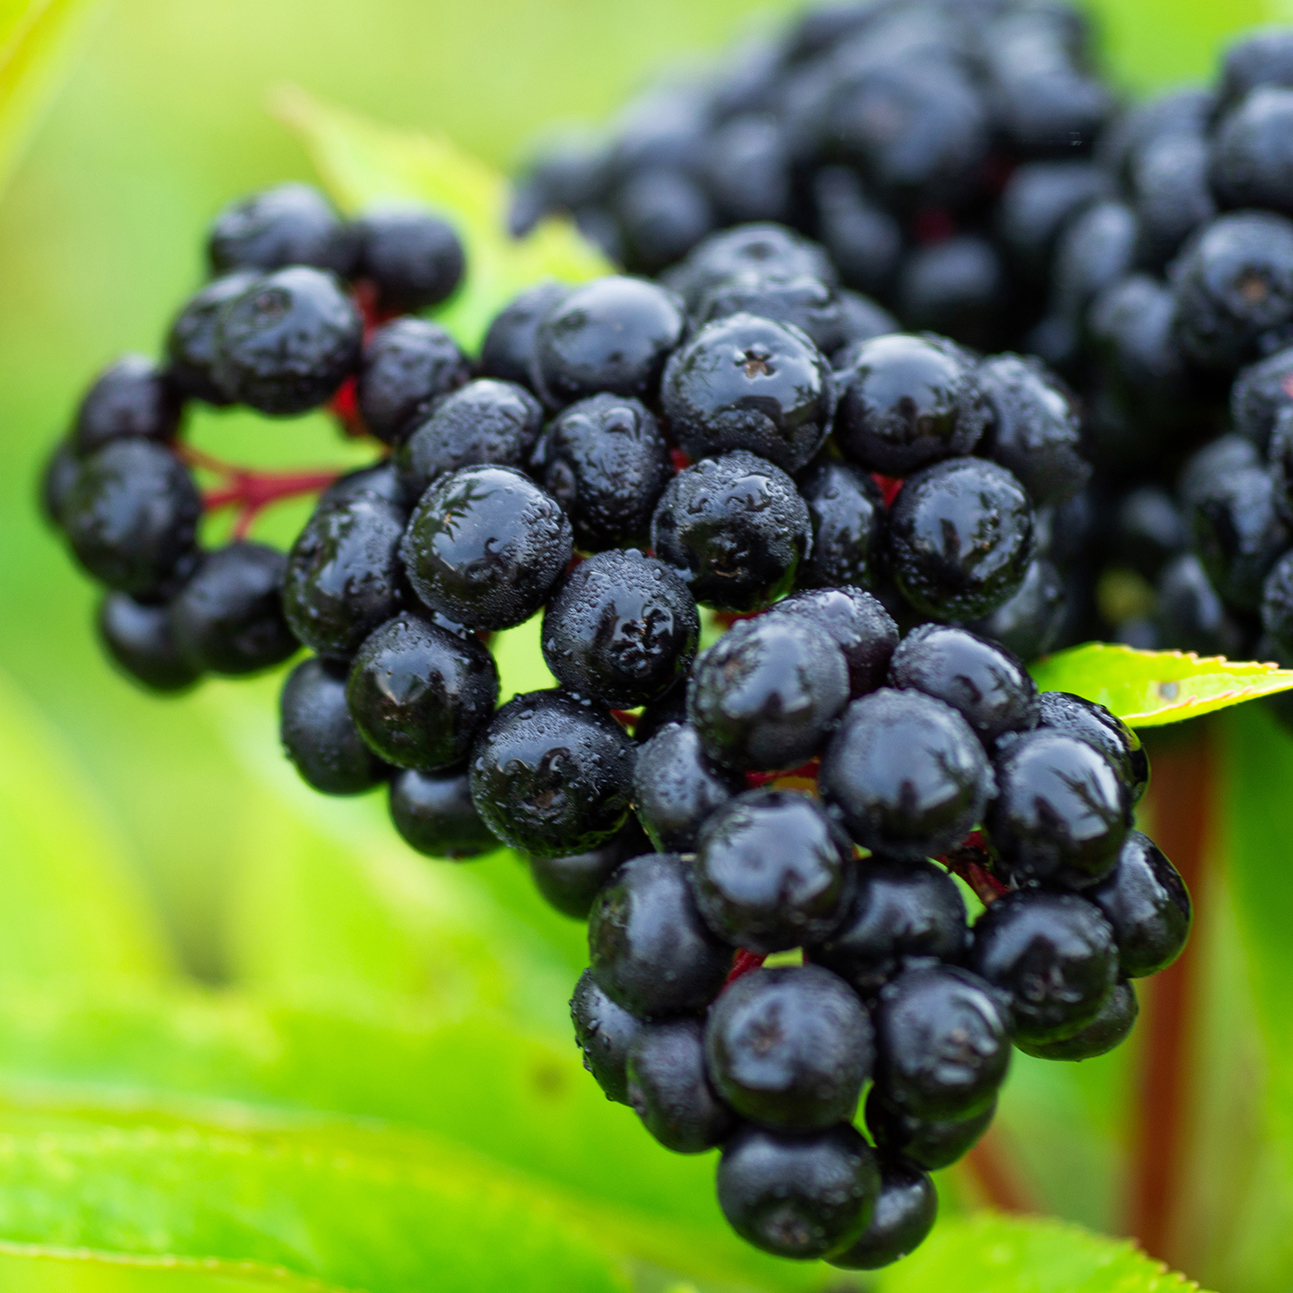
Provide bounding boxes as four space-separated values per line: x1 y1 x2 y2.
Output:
971 558 1068 662
811 166 903 299
206 183 351 276
1088 831 1191 979
356 318 471 446
666 223 837 310
401 465 572 631
350 205 465 313
73 354 182 454
40 439 81 528
613 168 715 277
793 460 887 592
692 272 849 355
96 591 201 693
480 281 571 387
1211 88 1293 218
632 721 742 853
1037 691 1149 805
320 462 407 509
280 656 386 795
388 765 499 860
897 236 1006 353
626 1016 736 1153
1017 980 1138 1060
827 1156 937 1271
865 1087 995 1172
571 968 642 1104
529 818 651 920
1189 464 1290 612
1232 343 1293 453
470 689 636 859
1263 548 1293 658
166 273 260 405
768 587 899 698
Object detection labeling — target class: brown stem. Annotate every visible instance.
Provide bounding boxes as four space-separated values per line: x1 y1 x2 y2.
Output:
1128 725 1215 1264
963 1129 1033 1213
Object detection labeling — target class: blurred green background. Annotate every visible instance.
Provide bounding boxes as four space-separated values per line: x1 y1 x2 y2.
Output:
0 1 1288 1290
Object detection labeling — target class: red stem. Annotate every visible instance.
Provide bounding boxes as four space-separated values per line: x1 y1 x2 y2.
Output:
963 1129 1033 1213
724 950 767 987
1128 727 1215 1265
936 831 1009 906
180 446 344 539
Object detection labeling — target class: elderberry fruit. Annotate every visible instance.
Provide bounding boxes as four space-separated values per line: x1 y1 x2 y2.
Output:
356 318 471 446
480 280 570 387
1231 343 1293 452
693 791 854 953
665 223 838 310
97 591 200 693
632 722 742 853
170 542 298 676
529 818 651 920
213 267 363 415
389 766 497 859
571 967 642 1104
534 276 686 406
820 688 993 862
1263 549 1293 657
897 236 1006 353
320 462 406 510
888 624 1039 744
865 1086 995 1172
73 354 181 455
833 333 988 477
542 550 697 707
350 205 465 313
529 393 672 551
792 460 887 593
839 291 899 347
282 493 407 661
1017 980 1138 1061
471 689 635 858
970 890 1118 1046
1088 831 1191 978
401 465 572 631
811 167 903 300
872 964 1010 1122
626 1017 736 1153
767 587 899 697
692 272 850 356
1218 28 1293 111
62 440 200 595
997 160 1113 285
652 451 810 612
1157 553 1249 659
206 182 351 276
888 457 1035 623
1189 463 1291 612
1037 691 1149 804
166 273 259 405
346 611 498 770
808 859 969 998
280 656 385 795
972 558 1068 662
689 615 849 772
40 440 80 528
827 1156 937 1271
397 381 545 500
716 1123 879 1260
587 851 731 1018
613 169 715 278
1211 88 1293 218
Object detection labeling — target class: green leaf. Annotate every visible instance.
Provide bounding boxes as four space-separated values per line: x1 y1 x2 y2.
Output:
875 1213 1208 1293
0 667 173 982
274 87 612 351
1029 643 1293 726
0 0 105 197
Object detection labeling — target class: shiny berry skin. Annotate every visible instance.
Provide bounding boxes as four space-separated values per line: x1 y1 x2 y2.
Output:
1131 133 1217 269
626 1017 735 1153
73 354 182 455
838 291 899 349
96 592 200 693
978 354 1089 506
716 1123 879 1261
388 766 498 860
613 168 715 276
972 558 1067 662
1017 979 1138 1060
1172 211 1293 371
1212 88 1293 218
542 550 697 708
529 394 672 551
345 612 498 771
812 166 903 300
706 964 872 1131
666 223 838 311
1157 553 1249 659
793 459 887 593
690 615 849 773
827 1155 937 1271
213 267 363 415
206 183 352 276
529 818 651 920
356 318 471 446
768 587 899 698
62 440 200 595
480 281 570 387
970 891 1118 1046
1052 200 1138 323
533 276 686 407
1189 464 1290 612
280 656 385 795
396 382 545 502
889 457 1035 623
651 451 811 612
1263 549 1293 658
821 689 994 862
897 236 1006 354
587 852 732 1017
166 273 259 405
693 273 849 356
632 721 741 853
997 160 1112 285
320 463 406 511
693 791 854 954
661 314 835 473
1088 831 1191 979
1218 28 1293 111
1236 348 1293 452
350 205 465 313
471 689 635 859
282 494 407 662
872 965 1010 1121
1037 692 1149 805
169 542 298 676
888 624 1039 744
571 968 642 1105
401 465 572 631
865 1086 995 1172
988 730 1130 889
808 859 969 999
834 334 987 477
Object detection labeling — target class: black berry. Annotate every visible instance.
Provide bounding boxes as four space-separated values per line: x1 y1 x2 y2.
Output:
166 272 260 405
480 280 570 387
96 592 200 693
1037 691 1149 805
389 766 498 860
350 205 465 313
280 656 385 795
529 818 650 920
865 1086 995 1171
73 354 181 455
356 318 471 446
571 968 642 1104
626 1017 736 1152
207 183 351 276
826 1155 937 1271
1017 980 1138 1061
1088 831 1191 979
790 460 887 593
632 721 742 853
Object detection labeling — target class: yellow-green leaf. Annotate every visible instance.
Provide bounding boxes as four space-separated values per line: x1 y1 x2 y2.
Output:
274 86 611 351
1029 643 1293 726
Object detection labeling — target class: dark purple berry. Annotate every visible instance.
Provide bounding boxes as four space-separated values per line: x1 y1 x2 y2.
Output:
480 281 570 388
73 354 182 454
571 968 642 1104
626 1017 736 1153
792 460 886 593
768 587 898 698
280 656 385 795
632 722 742 853
350 205 465 313
1088 831 1191 979
865 1086 995 1171
97 591 200 693
529 818 651 920
356 318 471 446
207 183 351 276
166 273 260 405
826 1155 937 1271
389 766 498 860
